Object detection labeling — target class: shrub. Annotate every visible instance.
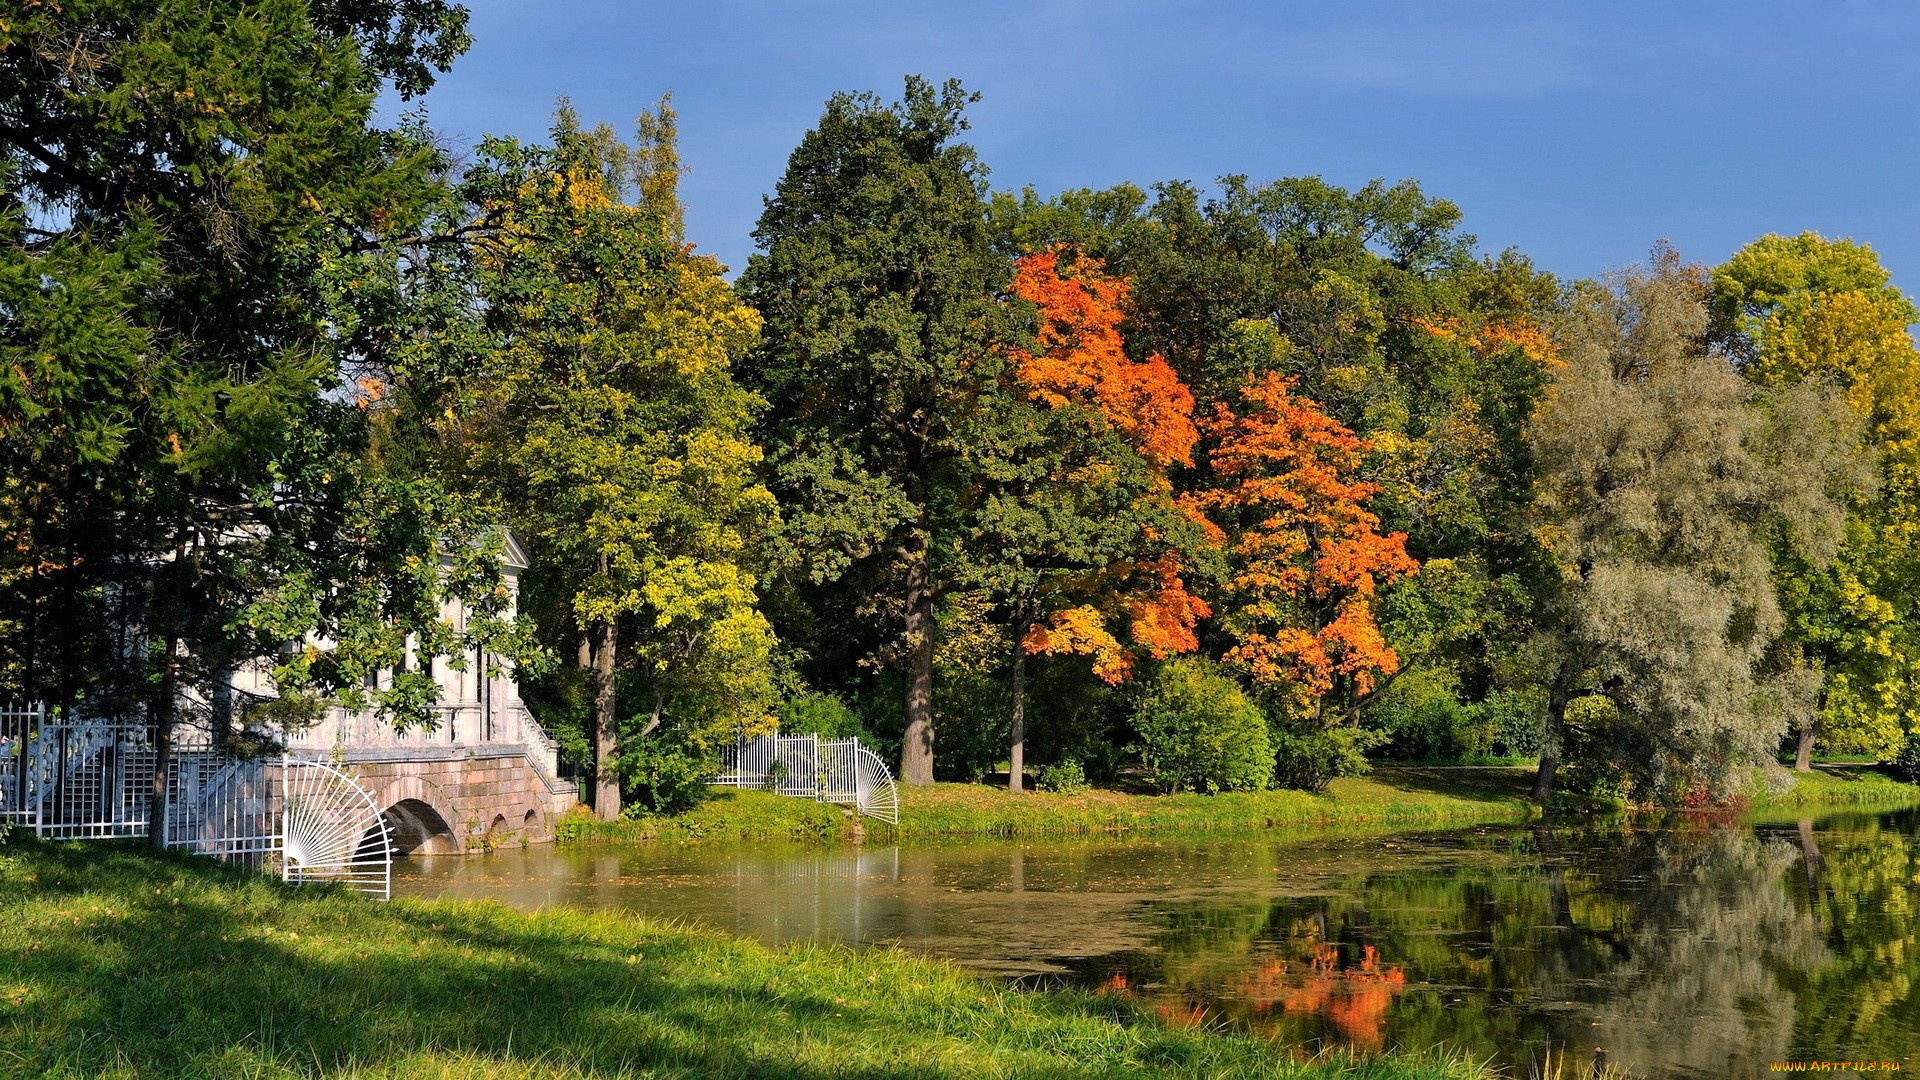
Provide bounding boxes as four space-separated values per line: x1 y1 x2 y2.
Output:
777 691 865 740
1369 668 1524 763
1483 687 1547 758
1270 725 1383 792
1559 694 1638 805
618 736 716 815
1894 731 1920 783
1131 659 1273 794
1033 759 1090 795
552 803 599 842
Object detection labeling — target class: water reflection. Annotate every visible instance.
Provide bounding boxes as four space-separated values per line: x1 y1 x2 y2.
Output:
395 811 1920 1078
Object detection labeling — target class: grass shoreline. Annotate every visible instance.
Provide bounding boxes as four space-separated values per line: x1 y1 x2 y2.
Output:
0 837 1491 1079
1744 764 1920 815
560 768 1543 846
558 765 1920 848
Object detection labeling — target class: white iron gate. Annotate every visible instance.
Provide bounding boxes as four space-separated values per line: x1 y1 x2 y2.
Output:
2 702 393 899
713 733 899 824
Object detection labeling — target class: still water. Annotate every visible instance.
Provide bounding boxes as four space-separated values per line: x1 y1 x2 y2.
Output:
394 811 1920 1077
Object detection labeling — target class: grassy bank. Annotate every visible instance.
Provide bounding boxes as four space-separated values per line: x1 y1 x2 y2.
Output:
558 763 1920 848
1747 764 1920 812
559 767 1540 845
0 838 1491 1079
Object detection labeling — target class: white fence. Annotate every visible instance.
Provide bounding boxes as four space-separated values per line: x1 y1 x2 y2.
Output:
2 702 160 838
288 702 564 786
2 702 392 899
712 733 899 825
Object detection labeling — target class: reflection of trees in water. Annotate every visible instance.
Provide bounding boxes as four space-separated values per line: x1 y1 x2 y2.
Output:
1125 822 1859 1077
1583 825 1820 1077
1776 812 1920 1066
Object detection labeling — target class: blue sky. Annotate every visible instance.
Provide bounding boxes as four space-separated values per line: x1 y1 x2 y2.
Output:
395 1 1920 288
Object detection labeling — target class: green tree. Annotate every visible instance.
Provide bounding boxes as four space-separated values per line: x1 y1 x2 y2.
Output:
1712 233 1920 767
1131 657 1273 794
738 77 1007 786
460 105 775 820
1527 246 1871 801
0 0 531 842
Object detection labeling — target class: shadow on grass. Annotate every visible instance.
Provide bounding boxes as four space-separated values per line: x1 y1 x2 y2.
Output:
1364 766 1536 804
1 839 1271 1080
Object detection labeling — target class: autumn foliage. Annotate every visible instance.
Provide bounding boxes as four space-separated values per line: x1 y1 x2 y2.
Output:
1005 250 1208 683
1194 372 1418 702
1007 250 1198 467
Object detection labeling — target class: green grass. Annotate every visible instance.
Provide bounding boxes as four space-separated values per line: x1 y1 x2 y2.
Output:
561 767 1541 846
1747 764 1920 812
0 836 1495 1079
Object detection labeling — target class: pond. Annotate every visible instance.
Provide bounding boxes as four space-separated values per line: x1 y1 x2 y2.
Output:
392 809 1920 1077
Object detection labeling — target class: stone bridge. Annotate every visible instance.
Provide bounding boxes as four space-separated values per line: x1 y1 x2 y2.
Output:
275 531 582 855
3 533 583 856
288 702 579 855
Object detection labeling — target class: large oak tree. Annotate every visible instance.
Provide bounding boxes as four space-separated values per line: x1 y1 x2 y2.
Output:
738 77 1007 785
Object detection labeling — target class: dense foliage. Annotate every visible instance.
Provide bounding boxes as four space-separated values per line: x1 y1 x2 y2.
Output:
5 6 1917 810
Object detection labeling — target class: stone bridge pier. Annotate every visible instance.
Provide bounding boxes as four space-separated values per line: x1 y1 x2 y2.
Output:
302 746 579 855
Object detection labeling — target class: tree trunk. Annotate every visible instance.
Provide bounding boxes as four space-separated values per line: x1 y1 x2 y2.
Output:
1008 605 1029 794
1532 683 1569 803
210 664 233 752
148 655 175 849
900 529 936 786
1795 714 1819 772
639 684 664 739
148 532 188 850
1797 817 1823 929
592 618 620 821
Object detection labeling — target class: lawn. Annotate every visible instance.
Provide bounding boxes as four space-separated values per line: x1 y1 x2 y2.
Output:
556 763 1920 847
1745 764 1920 813
558 767 1541 845
0 836 1493 1079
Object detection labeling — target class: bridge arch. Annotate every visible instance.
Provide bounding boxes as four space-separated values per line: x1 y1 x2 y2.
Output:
371 776 463 855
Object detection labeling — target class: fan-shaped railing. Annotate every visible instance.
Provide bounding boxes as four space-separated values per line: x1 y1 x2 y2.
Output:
280 757 393 900
714 733 899 824
5 702 393 901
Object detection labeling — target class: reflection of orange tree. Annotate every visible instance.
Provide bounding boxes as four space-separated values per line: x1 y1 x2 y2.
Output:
1227 944 1406 1050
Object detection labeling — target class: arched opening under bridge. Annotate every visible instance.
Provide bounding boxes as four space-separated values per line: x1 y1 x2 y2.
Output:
374 798 459 856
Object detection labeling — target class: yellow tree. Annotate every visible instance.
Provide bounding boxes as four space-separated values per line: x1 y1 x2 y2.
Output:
466 104 776 817
985 249 1209 790
1714 234 1920 766
1189 373 1419 788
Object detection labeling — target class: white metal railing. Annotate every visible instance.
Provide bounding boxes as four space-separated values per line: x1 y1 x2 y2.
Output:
279 756 392 900
2 703 157 839
712 733 899 824
286 701 567 790
3 702 392 900
162 754 277 862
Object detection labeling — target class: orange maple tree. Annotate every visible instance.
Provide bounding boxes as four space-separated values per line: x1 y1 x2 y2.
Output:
1002 249 1208 684
1007 249 1199 467
1192 371 1417 710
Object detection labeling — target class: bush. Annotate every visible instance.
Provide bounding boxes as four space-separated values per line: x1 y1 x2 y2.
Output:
777 691 865 740
1131 659 1273 794
1033 759 1090 795
552 803 599 841
1375 696 1486 762
1482 687 1547 758
1893 731 1920 783
1271 725 1383 792
1558 694 1638 805
618 736 716 815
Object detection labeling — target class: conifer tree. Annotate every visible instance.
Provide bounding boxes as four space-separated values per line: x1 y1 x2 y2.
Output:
739 77 1006 785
